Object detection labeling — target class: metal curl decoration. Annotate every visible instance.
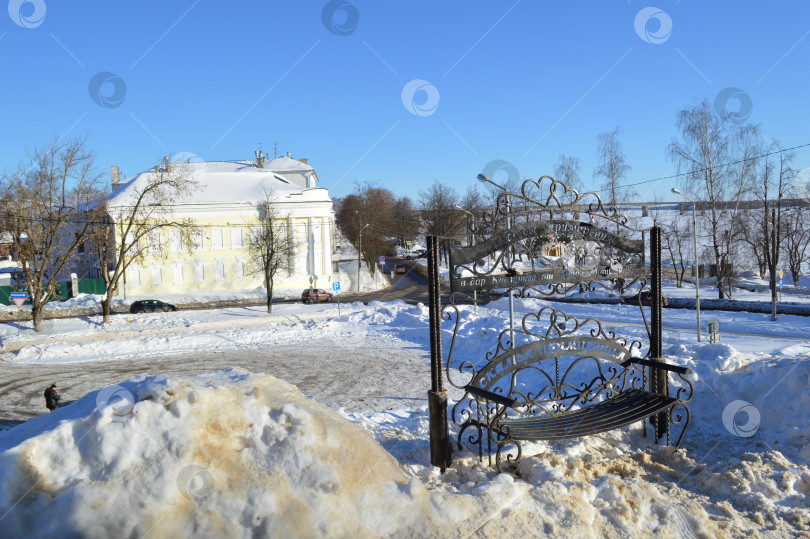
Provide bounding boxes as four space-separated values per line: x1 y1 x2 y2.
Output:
473 176 650 232
433 176 692 471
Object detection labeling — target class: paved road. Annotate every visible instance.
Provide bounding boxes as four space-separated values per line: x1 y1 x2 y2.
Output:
0 336 432 428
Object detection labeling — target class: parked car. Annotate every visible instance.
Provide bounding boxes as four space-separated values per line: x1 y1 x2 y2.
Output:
621 291 668 307
394 264 407 274
129 299 178 314
404 249 425 260
301 288 333 303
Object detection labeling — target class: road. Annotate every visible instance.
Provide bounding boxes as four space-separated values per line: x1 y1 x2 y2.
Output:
0 335 431 429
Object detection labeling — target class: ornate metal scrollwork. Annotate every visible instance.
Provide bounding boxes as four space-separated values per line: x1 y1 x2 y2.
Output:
441 176 690 469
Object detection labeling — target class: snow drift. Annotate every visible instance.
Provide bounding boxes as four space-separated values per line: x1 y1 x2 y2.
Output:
0 370 473 537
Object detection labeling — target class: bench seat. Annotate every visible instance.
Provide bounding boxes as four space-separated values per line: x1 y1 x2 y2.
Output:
500 389 676 440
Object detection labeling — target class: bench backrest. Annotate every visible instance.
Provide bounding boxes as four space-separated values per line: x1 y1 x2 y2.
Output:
469 335 642 414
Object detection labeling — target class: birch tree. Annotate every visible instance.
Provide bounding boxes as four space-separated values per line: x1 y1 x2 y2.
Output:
89 160 197 323
0 137 106 332
668 99 759 298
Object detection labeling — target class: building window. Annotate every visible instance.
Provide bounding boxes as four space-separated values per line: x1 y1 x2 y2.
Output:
215 259 225 281
173 263 183 285
231 227 244 249
148 230 162 255
211 228 225 250
191 228 204 252
127 267 140 289
169 229 183 253
125 232 138 254
234 260 244 279
195 263 205 283
151 267 162 287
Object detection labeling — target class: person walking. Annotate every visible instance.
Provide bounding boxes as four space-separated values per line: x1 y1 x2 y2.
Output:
44 384 60 411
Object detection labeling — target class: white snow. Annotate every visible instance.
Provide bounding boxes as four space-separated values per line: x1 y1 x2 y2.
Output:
0 287 808 536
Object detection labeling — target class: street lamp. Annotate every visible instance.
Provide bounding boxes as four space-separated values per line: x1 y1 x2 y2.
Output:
477 174 514 344
455 205 478 313
357 223 369 293
671 188 701 342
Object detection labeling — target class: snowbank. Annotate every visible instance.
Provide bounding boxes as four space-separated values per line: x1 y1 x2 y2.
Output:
0 371 474 537
1 298 809 535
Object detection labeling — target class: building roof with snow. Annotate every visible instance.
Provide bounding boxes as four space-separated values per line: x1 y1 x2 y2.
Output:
107 154 326 209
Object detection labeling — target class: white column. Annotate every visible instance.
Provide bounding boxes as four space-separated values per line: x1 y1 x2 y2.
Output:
308 217 315 279
321 216 331 279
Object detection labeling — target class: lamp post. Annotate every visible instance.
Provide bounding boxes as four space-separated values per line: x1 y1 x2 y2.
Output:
455 205 478 313
357 223 369 293
477 174 514 344
672 188 701 342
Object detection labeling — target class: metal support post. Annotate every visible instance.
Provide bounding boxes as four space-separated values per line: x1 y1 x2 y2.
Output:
427 235 450 471
650 226 668 440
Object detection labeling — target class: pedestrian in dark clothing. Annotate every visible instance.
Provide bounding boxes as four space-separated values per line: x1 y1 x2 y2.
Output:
44 384 60 411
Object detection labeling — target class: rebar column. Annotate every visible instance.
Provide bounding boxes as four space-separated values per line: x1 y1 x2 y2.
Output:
650 226 668 440
427 235 450 471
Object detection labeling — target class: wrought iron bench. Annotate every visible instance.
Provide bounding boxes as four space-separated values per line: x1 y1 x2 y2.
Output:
452 308 694 471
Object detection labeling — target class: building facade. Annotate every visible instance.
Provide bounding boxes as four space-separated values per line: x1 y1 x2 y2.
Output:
105 154 335 297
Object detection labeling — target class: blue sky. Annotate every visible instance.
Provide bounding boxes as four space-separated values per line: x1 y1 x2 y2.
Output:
2 1 809 202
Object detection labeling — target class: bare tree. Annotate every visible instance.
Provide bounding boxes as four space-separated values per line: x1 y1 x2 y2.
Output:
390 195 420 247
650 199 690 287
458 185 485 246
554 154 584 193
668 99 760 298
783 203 810 286
248 190 296 313
88 160 197 323
0 137 106 332
594 127 635 225
419 181 458 264
757 143 794 296
736 210 768 278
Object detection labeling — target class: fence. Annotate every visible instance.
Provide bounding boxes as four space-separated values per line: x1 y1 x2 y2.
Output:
0 278 106 306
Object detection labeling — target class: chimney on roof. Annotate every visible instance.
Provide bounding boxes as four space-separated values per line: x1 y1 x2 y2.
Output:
299 158 308 165
154 165 160 174
163 155 171 173
110 166 121 190
255 150 265 168
287 152 291 158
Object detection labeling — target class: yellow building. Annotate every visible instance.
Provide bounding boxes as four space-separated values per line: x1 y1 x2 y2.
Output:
106 154 335 297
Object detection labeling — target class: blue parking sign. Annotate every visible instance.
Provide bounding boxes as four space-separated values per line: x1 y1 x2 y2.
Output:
332 282 340 291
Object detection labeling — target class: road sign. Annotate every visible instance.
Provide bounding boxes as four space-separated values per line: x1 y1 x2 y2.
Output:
10 291 27 309
778 279 783 289
332 282 341 291
779 269 783 280
707 318 721 343
378 256 385 264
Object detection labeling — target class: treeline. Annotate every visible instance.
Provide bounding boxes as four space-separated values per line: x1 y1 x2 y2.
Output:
337 97 810 301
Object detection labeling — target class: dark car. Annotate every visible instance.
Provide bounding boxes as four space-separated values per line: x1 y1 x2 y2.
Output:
621 291 668 307
301 288 333 303
129 299 178 314
394 264 407 274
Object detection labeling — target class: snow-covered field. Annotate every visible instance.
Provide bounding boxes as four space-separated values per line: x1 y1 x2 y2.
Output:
0 289 808 536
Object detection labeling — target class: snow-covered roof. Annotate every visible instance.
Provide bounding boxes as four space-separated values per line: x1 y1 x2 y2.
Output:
108 160 327 207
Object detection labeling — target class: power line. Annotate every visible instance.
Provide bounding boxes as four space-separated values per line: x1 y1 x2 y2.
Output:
602 141 810 193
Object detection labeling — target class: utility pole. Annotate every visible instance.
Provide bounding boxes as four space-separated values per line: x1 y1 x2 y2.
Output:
356 223 369 293
771 208 778 321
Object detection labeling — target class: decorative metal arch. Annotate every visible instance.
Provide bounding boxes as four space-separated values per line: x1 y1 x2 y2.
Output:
426 176 677 471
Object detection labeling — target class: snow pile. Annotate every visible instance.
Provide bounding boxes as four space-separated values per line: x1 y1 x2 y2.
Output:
4 369 792 537
0 370 475 537
1 296 810 534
